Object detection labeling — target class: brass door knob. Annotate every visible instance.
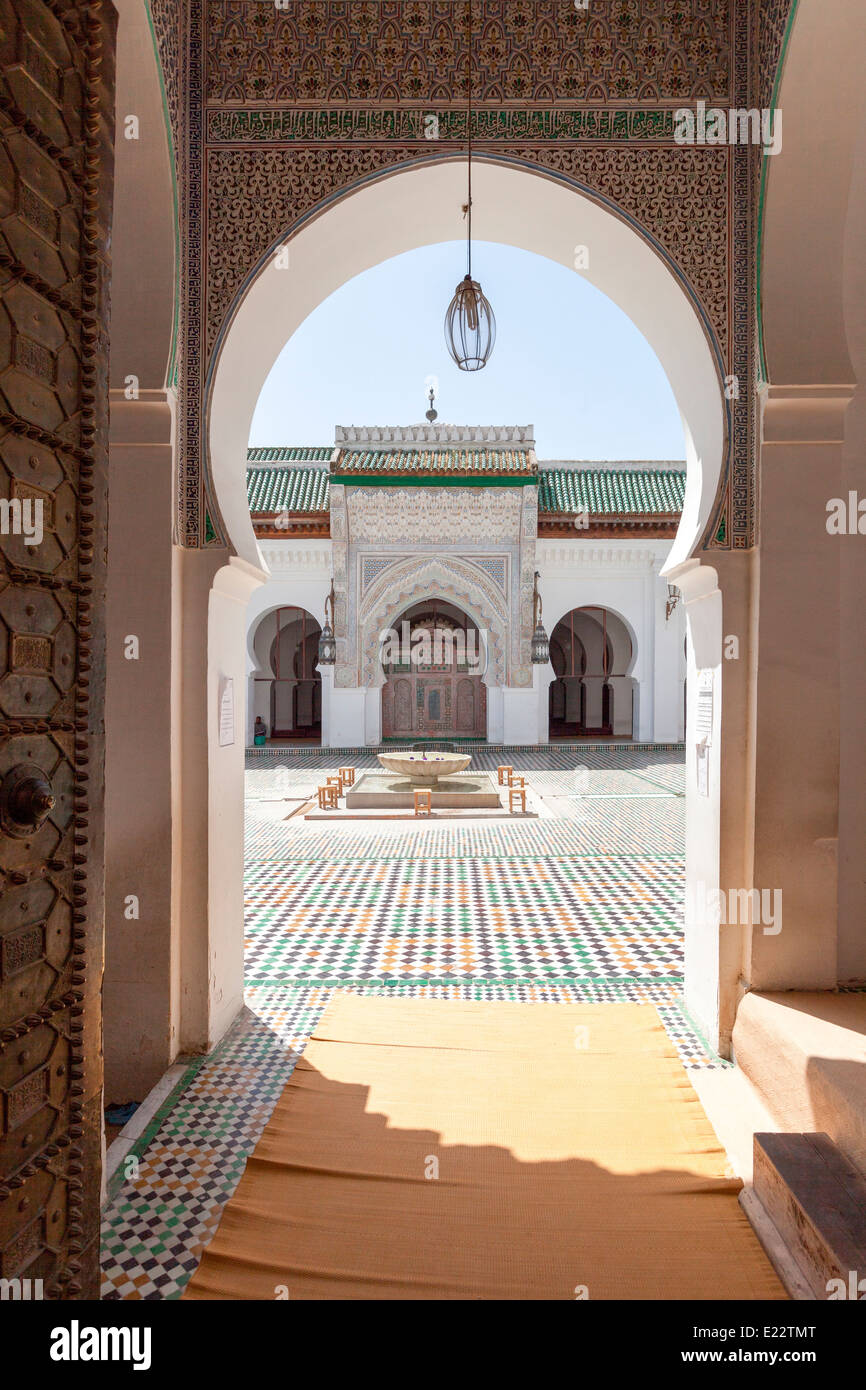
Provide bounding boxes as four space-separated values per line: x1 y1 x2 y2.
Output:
0 765 56 838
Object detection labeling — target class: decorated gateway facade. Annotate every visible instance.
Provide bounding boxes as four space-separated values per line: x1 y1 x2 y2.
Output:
245 424 687 747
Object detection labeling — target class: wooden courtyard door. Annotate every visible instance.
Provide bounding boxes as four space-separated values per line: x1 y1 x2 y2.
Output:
382 612 486 739
0 0 115 1299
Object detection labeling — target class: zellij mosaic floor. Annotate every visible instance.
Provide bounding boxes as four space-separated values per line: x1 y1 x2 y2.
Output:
100 743 715 1300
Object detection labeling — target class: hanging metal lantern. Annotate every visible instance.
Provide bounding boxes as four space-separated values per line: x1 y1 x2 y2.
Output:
444 0 496 372
318 581 336 665
530 571 550 664
445 274 496 372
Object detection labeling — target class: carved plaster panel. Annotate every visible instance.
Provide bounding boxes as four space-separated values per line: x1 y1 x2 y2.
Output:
357 554 509 688
345 486 524 546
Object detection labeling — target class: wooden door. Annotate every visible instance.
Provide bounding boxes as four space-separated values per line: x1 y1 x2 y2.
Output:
416 677 450 734
0 0 115 1299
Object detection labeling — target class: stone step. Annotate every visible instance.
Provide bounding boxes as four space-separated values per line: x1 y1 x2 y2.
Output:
753 1131 866 1301
732 990 866 1178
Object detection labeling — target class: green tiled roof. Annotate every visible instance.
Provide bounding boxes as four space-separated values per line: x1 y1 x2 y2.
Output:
246 464 329 513
247 446 333 465
334 447 534 476
537 467 685 515
246 451 686 518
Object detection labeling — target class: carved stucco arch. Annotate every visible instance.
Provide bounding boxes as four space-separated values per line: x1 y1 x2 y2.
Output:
205 156 727 571
357 555 508 689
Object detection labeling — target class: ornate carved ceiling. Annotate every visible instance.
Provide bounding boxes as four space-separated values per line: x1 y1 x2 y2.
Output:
206 0 731 105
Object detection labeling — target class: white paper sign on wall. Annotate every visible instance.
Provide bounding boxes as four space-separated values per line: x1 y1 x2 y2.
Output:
696 741 710 797
695 669 714 745
695 669 713 797
218 676 235 747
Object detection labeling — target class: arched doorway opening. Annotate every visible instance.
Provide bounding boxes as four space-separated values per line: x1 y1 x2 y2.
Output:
381 601 487 741
203 157 726 1054
249 606 322 742
549 607 635 739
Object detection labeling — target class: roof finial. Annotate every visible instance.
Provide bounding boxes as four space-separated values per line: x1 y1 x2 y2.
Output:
425 385 438 423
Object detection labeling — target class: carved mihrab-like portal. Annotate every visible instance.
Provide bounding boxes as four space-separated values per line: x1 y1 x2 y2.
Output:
0 0 114 1299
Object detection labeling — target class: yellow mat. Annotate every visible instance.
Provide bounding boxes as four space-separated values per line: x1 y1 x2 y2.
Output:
184 996 787 1300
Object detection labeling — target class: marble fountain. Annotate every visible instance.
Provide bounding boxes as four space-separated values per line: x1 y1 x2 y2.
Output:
376 751 471 784
345 750 501 810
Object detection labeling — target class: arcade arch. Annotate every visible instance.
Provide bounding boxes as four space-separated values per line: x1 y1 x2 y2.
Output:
549 606 636 739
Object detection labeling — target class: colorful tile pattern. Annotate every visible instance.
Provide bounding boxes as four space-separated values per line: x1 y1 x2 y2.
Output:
101 746 713 1301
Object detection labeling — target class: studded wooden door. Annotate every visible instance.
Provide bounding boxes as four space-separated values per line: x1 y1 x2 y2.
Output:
0 0 114 1300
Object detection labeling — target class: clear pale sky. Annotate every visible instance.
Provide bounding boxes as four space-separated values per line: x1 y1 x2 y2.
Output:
249 241 686 462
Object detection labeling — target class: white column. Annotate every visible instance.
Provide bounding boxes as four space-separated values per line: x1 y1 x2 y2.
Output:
607 674 634 736
484 683 503 743
633 563 655 741
533 662 554 744
364 685 382 745
652 558 683 742
319 665 334 746
246 674 257 744
325 682 366 746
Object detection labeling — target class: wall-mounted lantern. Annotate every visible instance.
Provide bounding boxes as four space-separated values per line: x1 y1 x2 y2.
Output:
318 580 337 665
531 570 550 664
666 584 681 624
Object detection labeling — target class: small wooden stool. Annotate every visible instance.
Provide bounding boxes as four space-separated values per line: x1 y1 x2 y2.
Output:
318 784 339 809
326 775 343 793
414 788 432 817
509 773 525 789
509 786 527 813
339 766 356 787
497 765 513 786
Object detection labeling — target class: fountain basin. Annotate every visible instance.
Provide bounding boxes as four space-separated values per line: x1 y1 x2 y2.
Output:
376 751 471 785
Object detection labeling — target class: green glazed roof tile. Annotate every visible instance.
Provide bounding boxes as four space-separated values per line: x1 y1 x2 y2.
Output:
333 447 535 475
247 446 333 465
246 450 686 517
537 467 686 515
245 464 330 513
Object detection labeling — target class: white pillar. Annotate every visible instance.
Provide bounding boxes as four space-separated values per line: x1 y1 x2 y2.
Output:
564 676 581 722
632 564 655 741
583 675 605 728
534 663 554 744
607 675 634 736
652 560 683 742
319 665 334 746
246 675 256 744
364 685 382 745
486 682 504 743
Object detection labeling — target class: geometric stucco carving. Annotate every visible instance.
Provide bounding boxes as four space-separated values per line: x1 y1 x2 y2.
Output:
357 554 509 689
144 0 799 551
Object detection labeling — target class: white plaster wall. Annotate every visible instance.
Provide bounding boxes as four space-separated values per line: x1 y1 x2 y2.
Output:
207 558 267 1047
328 685 367 746
677 562 723 1052
244 541 331 742
503 686 542 745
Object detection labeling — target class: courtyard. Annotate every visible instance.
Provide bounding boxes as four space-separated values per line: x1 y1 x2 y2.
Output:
98 742 712 1300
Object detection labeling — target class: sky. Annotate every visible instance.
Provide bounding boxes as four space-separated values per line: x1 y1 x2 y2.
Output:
249 241 686 462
